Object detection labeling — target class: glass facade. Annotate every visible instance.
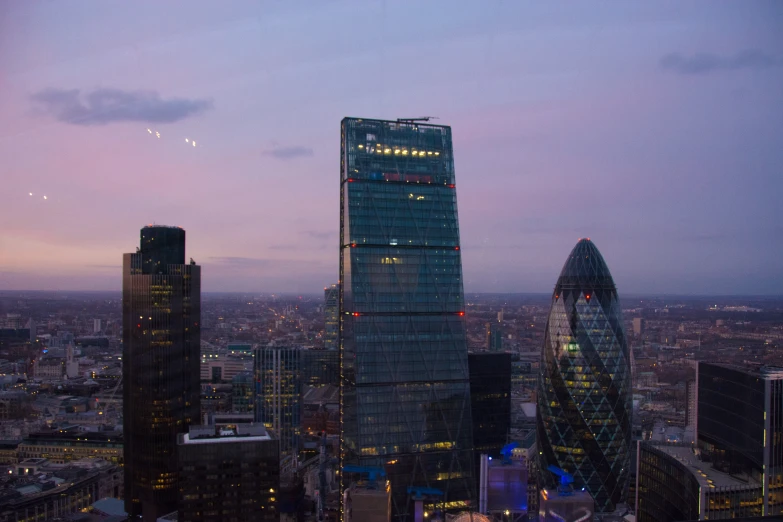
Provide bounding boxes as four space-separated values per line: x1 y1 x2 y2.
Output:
536 239 632 513
231 372 255 413
254 346 301 455
637 443 701 522
637 441 764 521
468 353 511 503
324 284 339 351
697 363 783 515
123 225 201 520
340 118 475 519
301 348 339 388
468 353 511 459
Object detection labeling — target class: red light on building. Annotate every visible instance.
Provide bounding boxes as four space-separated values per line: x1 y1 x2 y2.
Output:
457 312 465 316
585 294 591 300
352 312 361 317
455 246 460 250
447 184 455 188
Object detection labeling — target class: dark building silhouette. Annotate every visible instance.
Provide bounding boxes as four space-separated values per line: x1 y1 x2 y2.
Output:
536 239 632 513
231 372 255 414
177 424 279 522
468 353 511 458
486 322 503 352
468 352 511 503
339 117 475 519
123 225 201 520
300 348 339 388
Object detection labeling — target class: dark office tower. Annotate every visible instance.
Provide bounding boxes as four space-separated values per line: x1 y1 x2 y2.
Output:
487 322 503 352
324 284 339 351
232 372 255 413
339 118 475 519
698 363 782 515
468 352 511 500
536 239 632 513
122 225 201 521
177 425 280 522
254 346 301 456
300 348 339 388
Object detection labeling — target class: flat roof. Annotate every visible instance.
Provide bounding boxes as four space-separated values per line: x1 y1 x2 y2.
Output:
181 433 271 445
653 445 760 489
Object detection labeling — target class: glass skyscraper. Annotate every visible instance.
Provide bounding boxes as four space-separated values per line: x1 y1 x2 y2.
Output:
254 345 301 456
324 284 339 350
123 225 201 520
536 239 632 513
339 117 474 519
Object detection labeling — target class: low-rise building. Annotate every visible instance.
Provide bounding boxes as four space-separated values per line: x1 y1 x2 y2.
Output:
0 458 122 522
17 430 123 465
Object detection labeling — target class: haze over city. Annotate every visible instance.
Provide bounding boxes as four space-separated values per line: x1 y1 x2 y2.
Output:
2 1 782 294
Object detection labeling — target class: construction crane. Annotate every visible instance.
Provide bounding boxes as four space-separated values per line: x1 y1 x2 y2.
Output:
396 117 439 123
408 486 444 522
547 465 575 496
341 465 386 483
96 375 122 418
500 442 519 464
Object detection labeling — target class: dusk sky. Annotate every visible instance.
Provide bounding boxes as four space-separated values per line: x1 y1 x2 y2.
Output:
1 1 781 295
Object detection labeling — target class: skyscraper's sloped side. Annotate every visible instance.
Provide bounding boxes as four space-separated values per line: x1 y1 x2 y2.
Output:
340 118 475 520
536 239 632 513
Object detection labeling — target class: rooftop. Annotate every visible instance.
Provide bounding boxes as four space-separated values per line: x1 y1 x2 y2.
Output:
180 424 271 445
653 444 760 490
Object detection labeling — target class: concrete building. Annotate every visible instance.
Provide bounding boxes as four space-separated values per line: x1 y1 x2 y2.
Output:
632 317 644 338
0 458 123 521
177 424 279 522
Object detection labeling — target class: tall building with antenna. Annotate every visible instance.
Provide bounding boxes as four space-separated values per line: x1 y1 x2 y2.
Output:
339 117 475 520
123 225 201 521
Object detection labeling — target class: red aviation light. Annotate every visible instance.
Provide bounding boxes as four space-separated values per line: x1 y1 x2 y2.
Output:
352 312 361 317
347 178 355 183
447 184 455 188
457 311 465 316
585 294 591 300
454 246 460 250
350 243 357 248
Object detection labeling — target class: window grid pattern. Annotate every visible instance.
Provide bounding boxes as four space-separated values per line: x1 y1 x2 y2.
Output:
123 227 201 519
536 239 632 513
340 118 474 520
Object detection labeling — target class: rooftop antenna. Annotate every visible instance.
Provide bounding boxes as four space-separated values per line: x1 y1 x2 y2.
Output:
396 116 438 123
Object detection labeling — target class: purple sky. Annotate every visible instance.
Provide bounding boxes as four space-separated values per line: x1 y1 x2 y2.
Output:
1 1 781 295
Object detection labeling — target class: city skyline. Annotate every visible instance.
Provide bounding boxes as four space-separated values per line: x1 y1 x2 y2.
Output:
2 1 783 295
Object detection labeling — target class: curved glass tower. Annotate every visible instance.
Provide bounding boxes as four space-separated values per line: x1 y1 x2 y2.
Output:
536 239 632 513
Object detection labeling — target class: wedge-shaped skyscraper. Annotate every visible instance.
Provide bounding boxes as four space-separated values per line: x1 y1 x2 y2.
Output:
536 239 632 513
339 118 475 520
